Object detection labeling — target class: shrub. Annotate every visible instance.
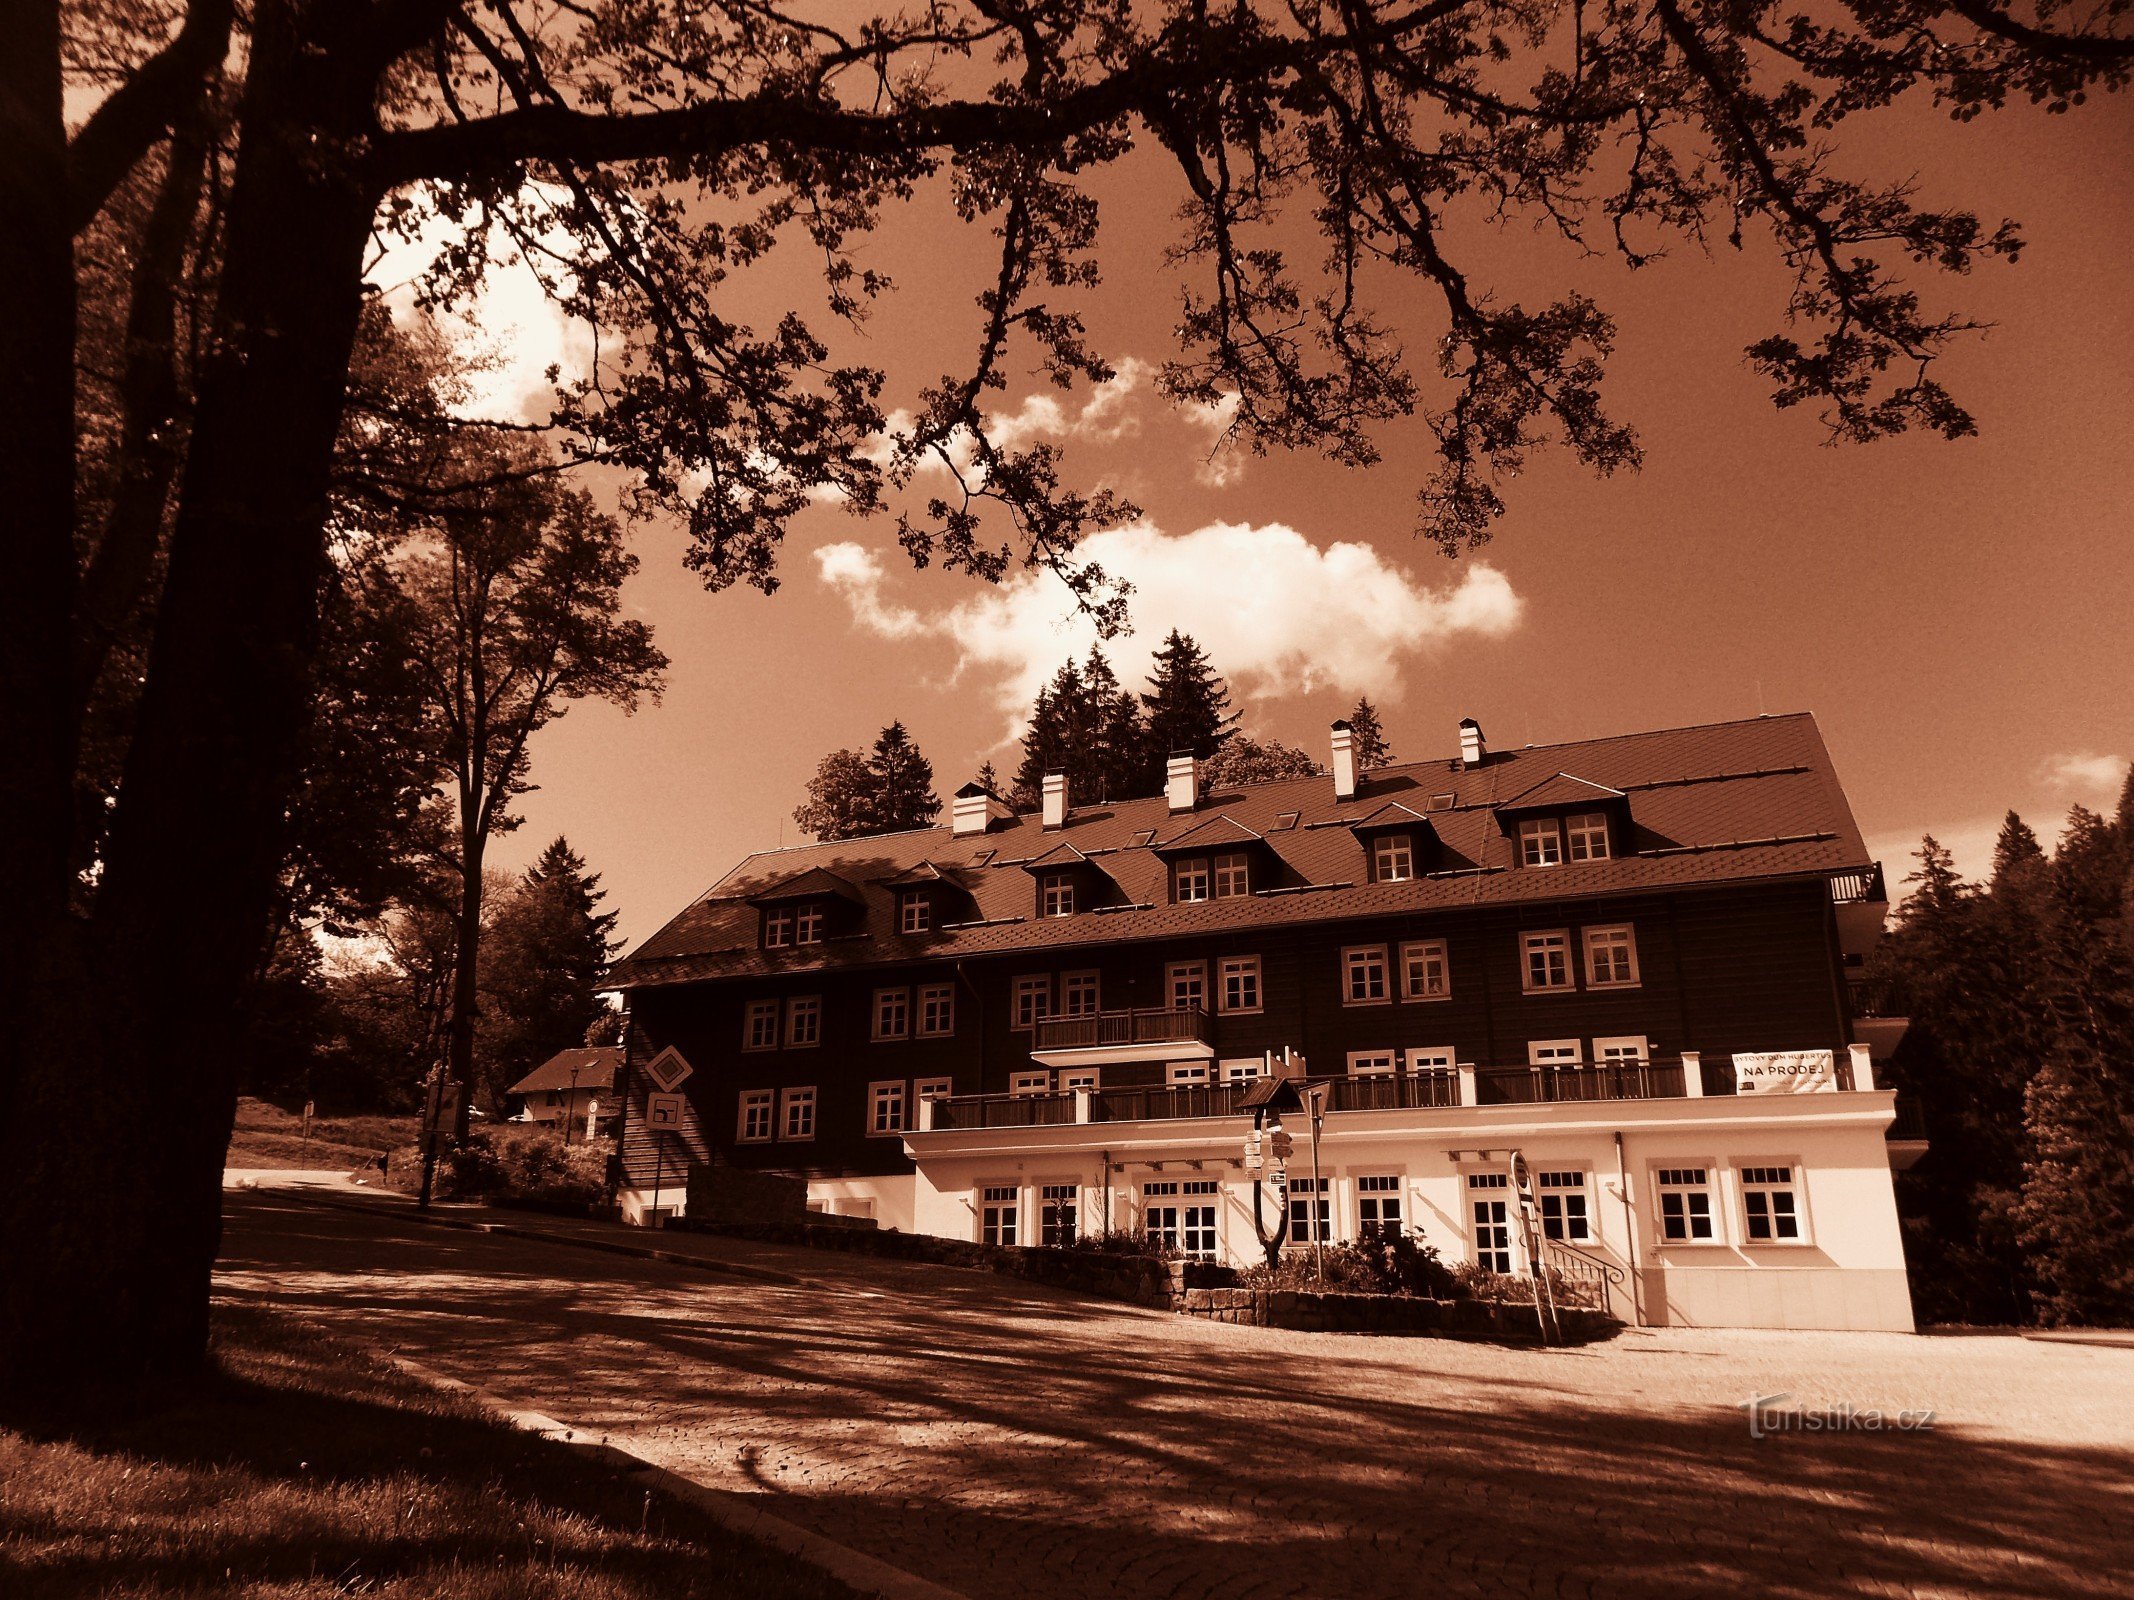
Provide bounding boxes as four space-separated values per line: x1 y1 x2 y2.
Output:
1059 1229 1177 1260
1237 1230 1456 1298
383 1130 612 1204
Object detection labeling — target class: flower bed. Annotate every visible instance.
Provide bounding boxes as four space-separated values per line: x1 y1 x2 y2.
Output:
1178 1286 1617 1342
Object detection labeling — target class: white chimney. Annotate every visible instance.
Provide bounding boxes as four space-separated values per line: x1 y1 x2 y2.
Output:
1166 752 1199 813
1330 720 1357 801
951 781 1010 837
1459 718 1486 768
1042 771 1068 830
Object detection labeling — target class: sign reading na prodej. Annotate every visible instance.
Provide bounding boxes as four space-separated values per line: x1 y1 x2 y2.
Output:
1732 1049 1839 1095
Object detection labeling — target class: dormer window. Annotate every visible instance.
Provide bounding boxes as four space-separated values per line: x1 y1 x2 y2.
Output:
1212 851 1250 898
1518 818 1563 868
794 903 825 943
1174 858 1211 903
763 906 795 947
1040 872 1076 918
1371 833 1415 883
1566 811 1611 861
898 889 932 934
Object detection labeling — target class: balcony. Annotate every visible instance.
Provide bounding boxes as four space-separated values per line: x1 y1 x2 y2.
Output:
1830 861 1892 960
1846 975 1911 1061
1827 863 1888 905
1474 1059 1686 1105
1030 1005 1212 1066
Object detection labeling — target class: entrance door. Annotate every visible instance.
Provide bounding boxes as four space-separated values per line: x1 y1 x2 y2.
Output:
1468 1172 1513 1271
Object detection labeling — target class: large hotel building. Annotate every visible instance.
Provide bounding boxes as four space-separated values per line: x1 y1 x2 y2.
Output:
610 712 1921 1331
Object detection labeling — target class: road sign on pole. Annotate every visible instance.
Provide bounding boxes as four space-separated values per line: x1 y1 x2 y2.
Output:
641 1047 695 1093
646 1092 687 1131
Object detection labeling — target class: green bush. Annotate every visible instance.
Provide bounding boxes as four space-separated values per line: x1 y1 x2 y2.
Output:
1238 1230 1456 1298
1059 1229 1177 1260
383 1130 612 1204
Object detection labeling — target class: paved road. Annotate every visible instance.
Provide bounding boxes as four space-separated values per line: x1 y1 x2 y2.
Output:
218 1193 2134 1600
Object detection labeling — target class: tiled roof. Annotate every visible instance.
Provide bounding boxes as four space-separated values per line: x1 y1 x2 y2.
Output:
612 713 1872 990
1495 772 1627 811
507 1047 620 1095
1150 813 1267 854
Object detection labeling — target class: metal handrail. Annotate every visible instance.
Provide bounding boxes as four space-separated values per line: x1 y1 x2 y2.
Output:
1474 1060 1686 1104
1828 862 1888 905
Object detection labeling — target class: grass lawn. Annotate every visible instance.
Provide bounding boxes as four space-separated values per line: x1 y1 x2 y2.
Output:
227 1098 418 1173
0 1302 856 1599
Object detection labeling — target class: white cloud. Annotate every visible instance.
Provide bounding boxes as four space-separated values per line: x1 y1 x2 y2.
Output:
815 519 1522 740
2044 751 2127 798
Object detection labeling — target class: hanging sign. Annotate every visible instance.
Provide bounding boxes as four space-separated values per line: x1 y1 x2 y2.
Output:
641 1046 695 1093
1732 1050 1838 1095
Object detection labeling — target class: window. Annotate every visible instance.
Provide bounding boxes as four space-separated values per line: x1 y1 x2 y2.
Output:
1288 1176 1332 1245
1060 1067 1101 1093
1220 1058 1265 1084
1372 834 1415 882
763 907 795 948
1061 970 1101 1017
868 1081 907 1136
1566 812 1611 861
981 1184 1019 1246
1346 1050 1396 1078
918 983 955 1038
1184 1180 1221 1258
1537 1170 1591 1243
1040 1183 1078 1247
737 1089 773 1143
1583 924 1640 988
1343 945 1390 1005
1594 1035 1649 1064
1740 1165 1805 1243
1518 817 1563 867
1213 852 1251 898
1400 939 1450 1001
1468 1172 1513 1271
1406 1045 1456 1074
1219 955 1262 1014
1529 1038 1582 1067
785 995 821 1048
742 999 779 1051
1167 1061 1210 1086
1040 872 1076 918
1167 961 1207 1013
898 890 932 934
1010 1070 1052 1097
1174 858 1211 903
794 903 826 944
1358 1174 1403 1238
778 1086 816 1141
1012 974 1052 1030
1657 1167 1717 1242
1520 929 1574 993
914 1076 954 1104
872 987 910 1041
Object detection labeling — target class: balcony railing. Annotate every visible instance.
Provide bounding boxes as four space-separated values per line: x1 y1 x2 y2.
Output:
927 1091 1078 1131
1322 1072 1463 1112
1090 1083 1247 1122
1032 1005 1210 1053
1474 1059 1686 1105
1828 862 1888 905
1847 975 1906 1019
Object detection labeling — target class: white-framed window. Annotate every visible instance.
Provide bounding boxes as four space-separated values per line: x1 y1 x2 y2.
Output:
1010 1069 1052 1097
1167 961 1207 1013
1288 1176 1332 1245
1039 1182 1079 1247
1566 812 1611 861
1537 1169 1592 1243
1529 1038 1582 1067
1060 1067 1101 1093
1342 944 1390 1005
1740 1164 1807 1243
980 1184 1019 1246
1012 974 1052 1030
1220 1057 1265 1084
868 1080 907 1136
785 995 821 1048
1518 818 1563 868
1167 1061 1211 1086
1174 858 1211 903
1583 924 1640 988
1594 1034 1649 1064
1358 1174 1404 1238
779 1086 817 1141
794 903 826 944
1039 872 1076 917
1219 955 1262 1014
763 906 795 947
742 999 780 1051
1372 833 1414 882
736 1089 773 1143
1213 852 1251 898
1656 1166 1718 1243
1467 1171 1513 1271
914 1075 954 1104
1061 969 1101 1017
872 986 910 1041
1174 1179 1220 1258
1346 1050 1397 1078
898 890 931 934
1400 939 1450 1001
918 982 955 1037
1406 1045 1456 1073
1520 929 1574 993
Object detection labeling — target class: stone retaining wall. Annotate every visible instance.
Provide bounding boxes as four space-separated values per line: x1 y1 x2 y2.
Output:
1178 1286 1617 1342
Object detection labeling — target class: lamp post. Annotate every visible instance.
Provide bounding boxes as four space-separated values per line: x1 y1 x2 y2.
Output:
1305 1082 1328 1285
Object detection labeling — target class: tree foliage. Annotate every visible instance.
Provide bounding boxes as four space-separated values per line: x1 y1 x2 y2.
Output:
1203 734 1322 790
1346 698 1392 771
795 722 943 839
1141 632 1240 774
480 838 622 1111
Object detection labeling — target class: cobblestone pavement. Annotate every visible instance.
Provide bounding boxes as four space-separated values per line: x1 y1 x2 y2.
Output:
218 1193 2134 1600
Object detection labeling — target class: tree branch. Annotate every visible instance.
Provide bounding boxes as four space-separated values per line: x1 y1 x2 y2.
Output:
64 0 231 233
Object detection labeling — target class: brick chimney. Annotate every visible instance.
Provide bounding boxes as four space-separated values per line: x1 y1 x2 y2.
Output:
1458 718 1486 768
1042 771 1068 830
1330 720 1357 801
1166 752 1199 813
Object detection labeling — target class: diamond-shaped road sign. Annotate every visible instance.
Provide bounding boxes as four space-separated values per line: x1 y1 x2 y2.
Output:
641 1046 694 1093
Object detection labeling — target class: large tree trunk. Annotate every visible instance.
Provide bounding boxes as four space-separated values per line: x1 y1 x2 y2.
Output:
0 0 381 1394
447 816 485 1141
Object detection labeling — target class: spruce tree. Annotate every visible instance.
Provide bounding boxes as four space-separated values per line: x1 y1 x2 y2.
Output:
972 760 1004 799
1140 632 1238 780
481 838 621 1111
1013 662 1084 807
1081 649 1147 802
1346 697 1392 770
866 721 941 832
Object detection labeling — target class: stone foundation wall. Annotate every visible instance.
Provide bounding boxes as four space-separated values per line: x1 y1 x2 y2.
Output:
682 1165 815 1225
1177 1286 1617 1342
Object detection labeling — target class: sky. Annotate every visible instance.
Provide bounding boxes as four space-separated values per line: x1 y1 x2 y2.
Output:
373 85 2134 951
